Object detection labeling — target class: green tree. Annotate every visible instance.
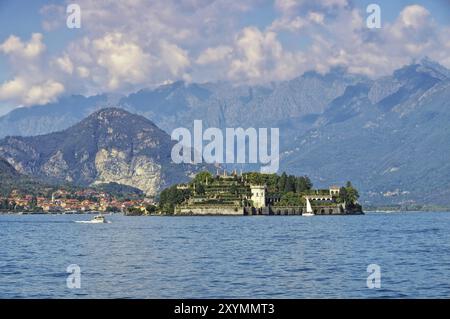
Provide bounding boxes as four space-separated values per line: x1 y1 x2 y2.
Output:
277 192 304 206
193 171 213 184
284 175 296 192
30 195 38 209
106 206 120 213
295 176 313 193
230 183 238 195
338 182 359 205
278 172 287 192
345 181 359 204
146 204 157 214
127 207 144 216
161 203 174 214
159 185 192 214
338 187 347 203
195 183 205 195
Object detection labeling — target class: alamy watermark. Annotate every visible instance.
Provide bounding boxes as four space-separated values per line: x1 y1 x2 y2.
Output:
366 4 381 29
66 4 81 29
366 264 381 289
171 120 279 173
66 264 81 289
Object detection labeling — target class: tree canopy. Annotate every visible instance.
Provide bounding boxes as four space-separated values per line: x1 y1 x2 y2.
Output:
243 172 312 194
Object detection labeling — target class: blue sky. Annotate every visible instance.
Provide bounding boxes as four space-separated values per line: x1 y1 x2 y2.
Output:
1 0 449 55
0 0 449 113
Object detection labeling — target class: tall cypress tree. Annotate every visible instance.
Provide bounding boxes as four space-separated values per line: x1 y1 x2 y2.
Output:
285 175 296 192
278 172 287 192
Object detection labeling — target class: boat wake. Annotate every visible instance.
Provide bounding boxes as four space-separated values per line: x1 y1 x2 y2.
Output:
75 214 111 224
75 220 112 224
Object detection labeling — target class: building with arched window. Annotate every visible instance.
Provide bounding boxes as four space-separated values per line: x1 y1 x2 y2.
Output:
250 185 266 208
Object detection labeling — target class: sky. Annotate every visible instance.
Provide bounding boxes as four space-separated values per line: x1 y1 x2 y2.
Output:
0 0 449 114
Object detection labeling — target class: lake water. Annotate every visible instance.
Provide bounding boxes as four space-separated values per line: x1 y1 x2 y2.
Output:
1 212 450 298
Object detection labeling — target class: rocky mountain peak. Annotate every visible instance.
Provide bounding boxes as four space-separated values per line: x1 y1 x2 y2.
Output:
79 107 157 128
0 108 205 196
0 157 19 177
393 58 450 82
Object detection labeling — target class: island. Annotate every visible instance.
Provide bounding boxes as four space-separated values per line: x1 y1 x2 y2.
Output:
142 170 363 216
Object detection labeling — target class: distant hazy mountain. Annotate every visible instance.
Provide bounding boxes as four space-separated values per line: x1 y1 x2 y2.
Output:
282 60 450 206
0 68 363 138
0 157 48 196
0 157 20 178
0 94 123 138
0 108 205 196
0 58 449 206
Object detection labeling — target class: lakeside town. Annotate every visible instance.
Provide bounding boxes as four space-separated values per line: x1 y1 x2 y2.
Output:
0 188 150 214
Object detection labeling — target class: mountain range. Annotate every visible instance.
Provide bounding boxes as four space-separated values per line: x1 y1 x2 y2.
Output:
283 59 450 207
0 157 50 196
0 108 206 196
0 57 449 206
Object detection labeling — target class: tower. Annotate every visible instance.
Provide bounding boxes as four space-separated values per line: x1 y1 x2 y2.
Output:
250 185 266 208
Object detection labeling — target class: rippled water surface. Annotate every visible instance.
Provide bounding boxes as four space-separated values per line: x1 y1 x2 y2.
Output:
1 212 450 298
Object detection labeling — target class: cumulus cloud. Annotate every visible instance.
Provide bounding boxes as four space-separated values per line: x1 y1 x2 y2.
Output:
1 1 450 109
268 4 449 77
0 77 64 105
226 26 306 84
274 0 298 13
0 33 65 106
0 78 27 101
30 0 250 94
92 32 152 90
196 46 233 65
76 66 90 78
159 41 191 78
308 12 325 24
388 5 436 56
24 80 65 105
398 5 431 28
229 27 279 81
54 54 74 74
0 33 45 59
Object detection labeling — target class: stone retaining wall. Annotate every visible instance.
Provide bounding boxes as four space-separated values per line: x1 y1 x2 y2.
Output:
177 206 243 215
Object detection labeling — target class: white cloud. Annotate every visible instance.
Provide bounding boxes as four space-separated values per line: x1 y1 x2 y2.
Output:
1 1 450 110
399 5 431 28
0 77 64 106
54 54 74 74
274 0 298 13
196 46 233 64
229 27 274 80
0 33 45 59
76 66 90 78
0 33 65 106
159 41 191 77
92 32 152 90
308 12 325 24
24 80 65 105
276 4 449 78
0 78 27 101
228 26 305 83
269 16 308 32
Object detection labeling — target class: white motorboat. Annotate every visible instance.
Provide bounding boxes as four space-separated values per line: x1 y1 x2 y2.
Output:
75 214 110 224
303 198 314 217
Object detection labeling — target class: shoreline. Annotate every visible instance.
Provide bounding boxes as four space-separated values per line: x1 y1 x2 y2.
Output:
2 209 450 216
